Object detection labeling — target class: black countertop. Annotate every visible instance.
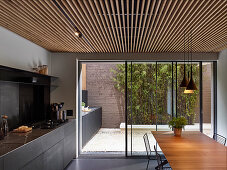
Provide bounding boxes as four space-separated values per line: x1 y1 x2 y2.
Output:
0 120 71 157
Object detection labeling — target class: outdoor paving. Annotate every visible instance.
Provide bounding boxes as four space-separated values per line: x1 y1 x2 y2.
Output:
82 123 212 153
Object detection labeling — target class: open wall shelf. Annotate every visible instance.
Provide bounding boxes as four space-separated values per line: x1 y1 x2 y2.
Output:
0 65 58 85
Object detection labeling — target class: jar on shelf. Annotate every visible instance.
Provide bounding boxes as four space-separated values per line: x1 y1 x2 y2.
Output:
43 65 48 75
32 67 39 73
38 65 43 74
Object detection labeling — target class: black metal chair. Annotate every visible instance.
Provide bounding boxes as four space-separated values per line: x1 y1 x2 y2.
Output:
213 133 226 146
143 133 153 160
154 145 171 170
143 133 171 170
143 133 153 170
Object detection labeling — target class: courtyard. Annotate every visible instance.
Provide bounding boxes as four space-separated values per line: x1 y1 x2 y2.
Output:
82 123 212 153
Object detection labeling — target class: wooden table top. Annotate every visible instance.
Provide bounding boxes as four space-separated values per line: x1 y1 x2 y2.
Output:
152 131 227 170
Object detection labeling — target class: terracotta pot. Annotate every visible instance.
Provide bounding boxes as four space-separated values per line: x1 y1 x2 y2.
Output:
174 128 182 137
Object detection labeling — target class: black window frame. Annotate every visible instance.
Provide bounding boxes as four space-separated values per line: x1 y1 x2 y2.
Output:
77 60 217 157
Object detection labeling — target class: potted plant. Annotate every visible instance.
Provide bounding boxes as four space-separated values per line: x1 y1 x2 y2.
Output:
81 102 85 110
168 116 187 136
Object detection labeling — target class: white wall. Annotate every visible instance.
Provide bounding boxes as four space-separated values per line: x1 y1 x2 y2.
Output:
0 26 51 72
217 48 227 140
50 53 77 118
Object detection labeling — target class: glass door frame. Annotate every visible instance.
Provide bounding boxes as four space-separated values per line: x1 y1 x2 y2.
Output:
77 61 127 157
125 61 217 157
77 60 217 157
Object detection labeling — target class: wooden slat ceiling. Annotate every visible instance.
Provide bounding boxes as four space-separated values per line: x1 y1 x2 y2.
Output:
0 0 226 53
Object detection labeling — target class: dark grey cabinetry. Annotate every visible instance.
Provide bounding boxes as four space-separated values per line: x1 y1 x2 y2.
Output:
63 121 76 167
0 119 76 170
82 107 102 147
20 154 44 170
4 136 43 170
42 126 64 151
0 157 3 170
44 140 64 170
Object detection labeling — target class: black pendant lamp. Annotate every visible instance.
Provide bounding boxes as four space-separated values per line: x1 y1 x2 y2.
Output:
186 28 197 91
184 31 193 94
186 67 197 91
180 30 189 87
184 71 194 94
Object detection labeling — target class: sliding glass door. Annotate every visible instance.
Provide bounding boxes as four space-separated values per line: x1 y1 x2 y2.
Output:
126 62 173 155
126 62 157 155
79 62 126 155
177 62 200 132
156 62 173 151
77 61 215 157
126 61 214 156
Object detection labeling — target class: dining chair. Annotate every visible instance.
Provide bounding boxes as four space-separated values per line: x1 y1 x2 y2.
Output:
143 133 153 170
154 145 172 170
213 133 226 146
143 133 152 160
143 133 171 170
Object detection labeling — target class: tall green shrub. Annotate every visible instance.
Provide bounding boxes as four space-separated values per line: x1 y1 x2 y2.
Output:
111 63 199 125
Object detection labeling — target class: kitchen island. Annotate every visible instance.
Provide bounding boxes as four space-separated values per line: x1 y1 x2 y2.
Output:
0 119 76 170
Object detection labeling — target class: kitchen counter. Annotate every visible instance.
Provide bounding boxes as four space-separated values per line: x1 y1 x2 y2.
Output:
0 119 76 170
0 121 69 157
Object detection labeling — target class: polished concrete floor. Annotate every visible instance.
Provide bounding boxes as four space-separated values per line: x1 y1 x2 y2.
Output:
65 158 158 170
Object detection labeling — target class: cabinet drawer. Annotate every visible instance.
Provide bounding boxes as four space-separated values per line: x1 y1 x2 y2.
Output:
43 140 64 170
20 153 44 170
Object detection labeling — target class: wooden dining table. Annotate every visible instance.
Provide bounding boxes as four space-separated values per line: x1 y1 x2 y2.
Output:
152 131 227 170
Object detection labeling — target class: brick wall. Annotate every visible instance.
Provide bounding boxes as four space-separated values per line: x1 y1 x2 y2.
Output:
86 63 125 128
202 64 212 123
194 64 212 123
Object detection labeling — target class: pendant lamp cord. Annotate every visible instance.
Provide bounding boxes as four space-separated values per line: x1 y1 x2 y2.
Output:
190 27 193 79
184 30 186 75
188 29 190 79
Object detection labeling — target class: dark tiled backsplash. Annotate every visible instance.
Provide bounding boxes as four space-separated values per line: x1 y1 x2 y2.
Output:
0 80 49 130
0 81 19 130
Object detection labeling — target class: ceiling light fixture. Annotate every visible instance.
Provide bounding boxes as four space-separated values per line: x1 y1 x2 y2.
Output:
74 31 82 38
184 71 194 93
184 28 197 93
184 30 193 94
180 30 189 88
184 72 194 94
184 89 194 94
